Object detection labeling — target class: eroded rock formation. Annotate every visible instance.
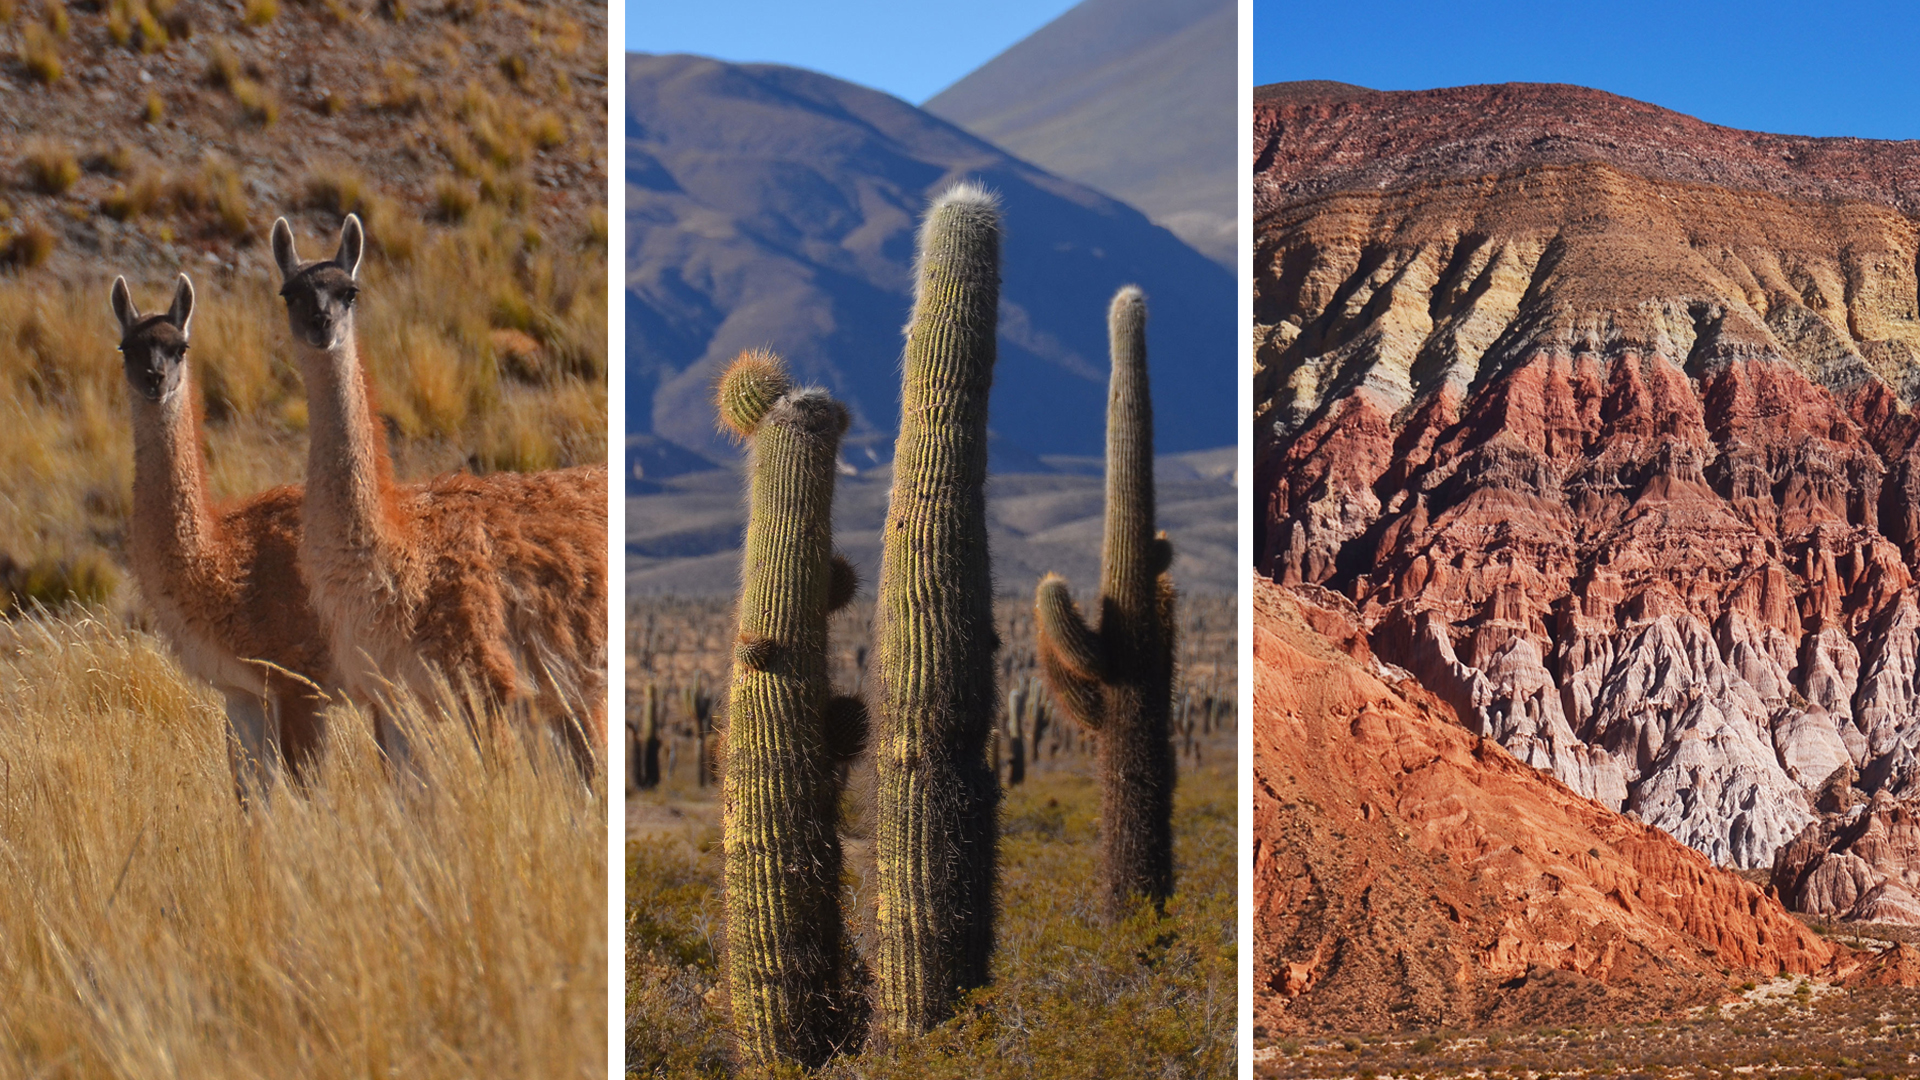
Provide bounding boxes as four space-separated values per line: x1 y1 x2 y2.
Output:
1255 81 1920 875
1772 784 1920 925
1254 580 1840 1033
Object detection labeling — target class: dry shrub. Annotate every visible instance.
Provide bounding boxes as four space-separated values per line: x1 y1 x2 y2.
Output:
369 58 425 113
0 549 116 613
23 139 80 194
106 0 170 50
19 21 61 81
303 165 423 261
170 153 250 238
0 221 58 268
433 176 477 222
100 168 166 220
0 612 606 1077
204 37 240 87
241 0 274 24
231 77 279 125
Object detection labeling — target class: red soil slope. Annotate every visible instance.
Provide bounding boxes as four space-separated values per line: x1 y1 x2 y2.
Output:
1254 578 1843 1034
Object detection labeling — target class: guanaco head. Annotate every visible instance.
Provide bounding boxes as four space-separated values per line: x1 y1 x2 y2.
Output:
110 273 194 405
270 213 364 351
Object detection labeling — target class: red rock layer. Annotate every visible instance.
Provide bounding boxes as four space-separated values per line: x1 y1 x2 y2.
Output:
1254 81 1920 217
1254 580 1839 1034
1254 82 1920 880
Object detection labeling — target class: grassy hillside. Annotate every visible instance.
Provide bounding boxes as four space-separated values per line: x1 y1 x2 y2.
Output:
1 0 607 610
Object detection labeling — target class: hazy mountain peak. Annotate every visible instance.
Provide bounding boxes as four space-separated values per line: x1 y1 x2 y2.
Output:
924 0 1236 266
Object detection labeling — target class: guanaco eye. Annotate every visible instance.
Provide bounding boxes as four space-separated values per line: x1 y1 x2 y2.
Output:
342 288 359 306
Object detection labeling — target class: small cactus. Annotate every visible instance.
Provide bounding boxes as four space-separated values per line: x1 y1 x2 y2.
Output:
717 351 867 1067
681 677 716 787
872 182 1003 1035
636 682 662 789
1034 285 1177 917
1003 681 1027 787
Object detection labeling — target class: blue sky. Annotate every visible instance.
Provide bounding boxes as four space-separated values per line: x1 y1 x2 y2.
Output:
628 0 1080 104
1254 0 1920 141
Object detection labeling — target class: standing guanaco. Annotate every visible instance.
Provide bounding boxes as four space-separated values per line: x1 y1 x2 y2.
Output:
270 215 607 768
112 273 335 794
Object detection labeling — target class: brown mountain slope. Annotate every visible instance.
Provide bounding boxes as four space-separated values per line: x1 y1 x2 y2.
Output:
1254 578 1841 1035
3 0 607 277
1254 82 1920 880
1253 80 1920 216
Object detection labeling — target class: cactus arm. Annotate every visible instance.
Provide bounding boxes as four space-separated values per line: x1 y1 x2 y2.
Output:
1034 573 1104 680
1037 632 1106 732
1033 574 1106 729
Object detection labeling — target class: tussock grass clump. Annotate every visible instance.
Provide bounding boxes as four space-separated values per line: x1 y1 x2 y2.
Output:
231 76 280 125
0 220 58 268
106 0 174 51
0 611 606 1076
23 139 80 194
18 21 62 81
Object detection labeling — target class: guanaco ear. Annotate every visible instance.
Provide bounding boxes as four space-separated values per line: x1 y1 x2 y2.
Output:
167 273 194 339
109 276 138 337
336 213 364 279
270 217 299 282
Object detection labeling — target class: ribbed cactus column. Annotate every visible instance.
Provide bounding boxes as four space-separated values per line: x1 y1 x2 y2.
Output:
719 350 865 1067
1035 285 1177 917
873 183 1003 1035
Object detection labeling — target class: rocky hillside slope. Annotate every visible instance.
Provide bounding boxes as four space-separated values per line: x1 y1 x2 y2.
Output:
1253 81 1920 880
2 0 606 277
925 0 1235 266
1254 579 1842 1034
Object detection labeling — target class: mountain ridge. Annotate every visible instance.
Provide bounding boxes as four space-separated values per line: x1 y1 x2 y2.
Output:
926 0 1236 265
628 51 1235 465
1254 81 1920 893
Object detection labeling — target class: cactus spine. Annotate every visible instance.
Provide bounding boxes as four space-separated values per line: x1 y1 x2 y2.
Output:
718 350 867 1067
872 183 1002 1034
1034 285 1177 917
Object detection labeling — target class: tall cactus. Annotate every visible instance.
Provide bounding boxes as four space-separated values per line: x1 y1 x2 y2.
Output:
718 350 868 1067
872 182 1002 1035
1034 285 1177 917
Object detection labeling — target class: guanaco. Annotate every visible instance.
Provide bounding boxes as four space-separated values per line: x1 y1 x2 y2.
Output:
269 215 607 769
112 273 336 794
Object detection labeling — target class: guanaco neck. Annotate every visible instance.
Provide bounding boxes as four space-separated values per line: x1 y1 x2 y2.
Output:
129 373 223 594
297 323 403 555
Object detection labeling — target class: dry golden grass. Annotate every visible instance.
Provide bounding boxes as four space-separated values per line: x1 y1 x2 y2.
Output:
0 609 606 1077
